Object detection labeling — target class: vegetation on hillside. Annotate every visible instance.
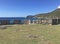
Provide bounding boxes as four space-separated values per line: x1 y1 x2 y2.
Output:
35 8 60 18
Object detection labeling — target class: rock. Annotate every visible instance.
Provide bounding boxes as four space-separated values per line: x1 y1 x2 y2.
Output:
0 26 7 29
27 35 39 39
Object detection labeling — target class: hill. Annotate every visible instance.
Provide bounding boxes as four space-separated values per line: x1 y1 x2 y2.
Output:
34 8 60 18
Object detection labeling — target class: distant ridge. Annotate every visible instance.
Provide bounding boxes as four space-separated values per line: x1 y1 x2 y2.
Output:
34 7 60 18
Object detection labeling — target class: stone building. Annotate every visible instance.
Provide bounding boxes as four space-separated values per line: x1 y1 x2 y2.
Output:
40 18 60 25
0 17 40 25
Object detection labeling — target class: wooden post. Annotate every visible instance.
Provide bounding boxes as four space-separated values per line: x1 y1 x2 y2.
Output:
33 20 34 24
29 20 31 24
57 17 58 24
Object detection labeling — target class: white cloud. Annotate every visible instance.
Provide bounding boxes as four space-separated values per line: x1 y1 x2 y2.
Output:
57 6 60 8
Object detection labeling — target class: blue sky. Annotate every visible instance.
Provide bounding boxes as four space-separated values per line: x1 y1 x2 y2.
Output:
0 0 60 17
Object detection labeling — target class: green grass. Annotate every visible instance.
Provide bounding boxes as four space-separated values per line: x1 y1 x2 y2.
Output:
0 24 60 44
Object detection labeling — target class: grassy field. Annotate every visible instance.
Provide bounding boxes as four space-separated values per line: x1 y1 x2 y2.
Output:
0 24 60 44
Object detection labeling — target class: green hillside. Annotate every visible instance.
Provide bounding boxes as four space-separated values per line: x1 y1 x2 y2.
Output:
35 8 60 18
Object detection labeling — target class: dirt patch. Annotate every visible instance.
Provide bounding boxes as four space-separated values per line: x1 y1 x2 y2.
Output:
26 35 39 39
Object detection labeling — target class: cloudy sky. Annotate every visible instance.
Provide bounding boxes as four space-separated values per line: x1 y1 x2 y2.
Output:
0 0 60 17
